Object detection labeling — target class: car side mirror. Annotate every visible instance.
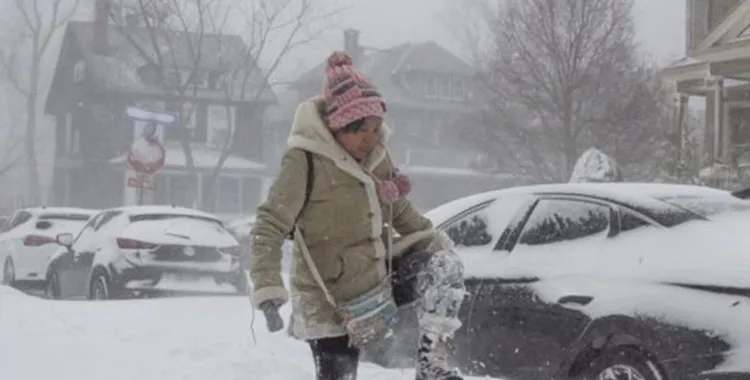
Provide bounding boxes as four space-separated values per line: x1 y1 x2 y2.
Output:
56 233 74 248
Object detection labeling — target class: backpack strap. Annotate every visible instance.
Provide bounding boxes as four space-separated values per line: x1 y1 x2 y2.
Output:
286 151 314 240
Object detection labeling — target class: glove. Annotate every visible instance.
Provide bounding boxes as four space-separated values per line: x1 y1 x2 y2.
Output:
427 230 455 253
259 299 284 333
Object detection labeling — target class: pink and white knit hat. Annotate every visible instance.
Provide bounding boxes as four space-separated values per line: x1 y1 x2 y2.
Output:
323 51 387 132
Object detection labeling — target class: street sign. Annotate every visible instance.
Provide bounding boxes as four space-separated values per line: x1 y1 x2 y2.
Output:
127 175 155 190
123 106 175 206
126 120 166 176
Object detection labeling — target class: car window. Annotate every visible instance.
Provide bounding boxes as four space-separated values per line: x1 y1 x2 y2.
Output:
94 211 122 231
129 213 222 225
72 212 105 252
442 204 496 248
619 211 653 233
5 211 33 232
659 195 750 218
516 199 611 246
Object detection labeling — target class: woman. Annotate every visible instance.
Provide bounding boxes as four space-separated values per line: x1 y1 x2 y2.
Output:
248 51 466 380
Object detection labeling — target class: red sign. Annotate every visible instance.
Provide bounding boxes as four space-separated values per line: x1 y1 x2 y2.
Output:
127 176 155 190
126 121 166 176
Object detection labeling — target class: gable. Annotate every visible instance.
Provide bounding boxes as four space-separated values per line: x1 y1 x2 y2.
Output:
694 0 750 52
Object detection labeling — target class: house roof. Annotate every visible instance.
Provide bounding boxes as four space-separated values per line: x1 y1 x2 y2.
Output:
291 41 475 111
45 21 276 113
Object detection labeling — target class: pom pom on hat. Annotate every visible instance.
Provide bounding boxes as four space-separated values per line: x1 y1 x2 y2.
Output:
326 51 353 69
392 173 412 197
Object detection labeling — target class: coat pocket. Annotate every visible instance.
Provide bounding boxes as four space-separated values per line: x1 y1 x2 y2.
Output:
315 252 345 284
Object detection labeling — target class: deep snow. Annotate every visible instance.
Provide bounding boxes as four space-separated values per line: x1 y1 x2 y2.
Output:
0 286 494 380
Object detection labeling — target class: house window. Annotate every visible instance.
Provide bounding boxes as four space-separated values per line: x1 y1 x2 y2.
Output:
241 177 262 212
181 103 197 131
64 113 73 154
152 174 190 207
72 129 80 154
187 70 208 88
438 77 451 100
162 69 181 88
424 74 438 99
209 71 229 90
450 77 467 100
73 61 86 83
217 176 240 214
207 104 233 148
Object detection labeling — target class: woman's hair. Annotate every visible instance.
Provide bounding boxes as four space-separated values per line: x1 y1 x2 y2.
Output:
341 118 366 134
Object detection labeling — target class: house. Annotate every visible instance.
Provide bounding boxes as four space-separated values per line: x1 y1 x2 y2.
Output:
43 0 277 217
270 30 516 210
661 0 750 189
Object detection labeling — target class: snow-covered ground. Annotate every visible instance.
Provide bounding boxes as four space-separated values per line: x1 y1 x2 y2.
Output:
0 286 494 380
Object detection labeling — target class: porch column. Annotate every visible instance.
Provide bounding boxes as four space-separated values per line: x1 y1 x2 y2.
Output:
707 75 725 162
672 93 689 162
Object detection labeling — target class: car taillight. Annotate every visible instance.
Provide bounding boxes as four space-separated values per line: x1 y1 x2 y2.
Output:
117 238 158 250
220 245 242 258
23 235 56 246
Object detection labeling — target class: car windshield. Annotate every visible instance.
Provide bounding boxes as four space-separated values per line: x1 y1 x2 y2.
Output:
38 213 92 221
658 195 750 218
129 213 223 226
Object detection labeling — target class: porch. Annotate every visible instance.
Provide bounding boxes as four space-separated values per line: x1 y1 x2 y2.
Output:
661 1 750 189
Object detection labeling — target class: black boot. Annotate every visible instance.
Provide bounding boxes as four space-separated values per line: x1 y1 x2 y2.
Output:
415 333 463 380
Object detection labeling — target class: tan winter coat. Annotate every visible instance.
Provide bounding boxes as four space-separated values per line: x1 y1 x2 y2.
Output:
249 96 439 340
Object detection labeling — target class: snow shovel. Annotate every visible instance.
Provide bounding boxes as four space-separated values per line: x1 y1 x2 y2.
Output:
244 270 284 332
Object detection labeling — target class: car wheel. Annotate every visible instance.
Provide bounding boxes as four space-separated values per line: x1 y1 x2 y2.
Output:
45 271 61 300
90 273 110 300
578 347 663 380
2 258 15 287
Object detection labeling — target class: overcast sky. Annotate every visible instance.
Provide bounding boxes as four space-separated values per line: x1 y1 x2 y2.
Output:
275 0 686 80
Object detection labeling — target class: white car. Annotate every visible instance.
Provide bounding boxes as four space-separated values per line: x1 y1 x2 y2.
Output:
0 207 97 289
370 182 750 380
45 205 243 300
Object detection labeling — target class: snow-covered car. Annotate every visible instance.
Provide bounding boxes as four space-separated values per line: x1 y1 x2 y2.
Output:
44 205 243 300
370 182 750 380
0 207 97 289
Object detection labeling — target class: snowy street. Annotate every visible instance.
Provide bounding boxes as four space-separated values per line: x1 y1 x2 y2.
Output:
0 286 494 380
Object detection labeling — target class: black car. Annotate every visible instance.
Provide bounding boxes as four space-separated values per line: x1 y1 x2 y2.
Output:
368 183 750 380
44 205 245 300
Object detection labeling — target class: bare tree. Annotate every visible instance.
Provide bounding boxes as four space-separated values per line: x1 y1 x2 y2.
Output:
112 0 337 209
464 0 669 182
0 0 81 203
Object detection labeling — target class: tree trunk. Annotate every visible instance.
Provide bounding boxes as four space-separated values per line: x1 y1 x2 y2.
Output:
25 58 40 203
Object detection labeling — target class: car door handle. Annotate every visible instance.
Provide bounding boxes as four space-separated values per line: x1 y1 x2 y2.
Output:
557 295 593 306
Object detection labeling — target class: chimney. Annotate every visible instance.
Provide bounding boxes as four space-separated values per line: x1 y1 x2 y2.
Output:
93 0 110 54
343 29 361 65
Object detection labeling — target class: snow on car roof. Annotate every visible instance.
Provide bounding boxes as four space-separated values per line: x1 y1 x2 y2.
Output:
108 205 221 221
24 206 99 216
424 182 733 225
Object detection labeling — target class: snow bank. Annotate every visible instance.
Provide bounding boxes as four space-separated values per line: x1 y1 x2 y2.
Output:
0 287 495 380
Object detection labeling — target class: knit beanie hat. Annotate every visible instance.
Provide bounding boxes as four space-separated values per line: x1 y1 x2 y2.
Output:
323 51 387 132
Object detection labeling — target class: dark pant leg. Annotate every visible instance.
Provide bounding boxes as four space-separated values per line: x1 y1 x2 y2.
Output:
308 335 360 380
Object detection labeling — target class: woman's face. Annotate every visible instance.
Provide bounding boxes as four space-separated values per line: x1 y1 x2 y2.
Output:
336 116 383 161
